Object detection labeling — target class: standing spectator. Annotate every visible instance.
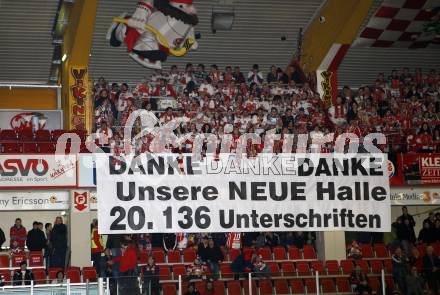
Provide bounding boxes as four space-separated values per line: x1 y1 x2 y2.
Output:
349 266 371 294
96 121 113 153
0 227 5 250
423 245 440 294
204 239 223 279
230 250 252 280
50 216 68 268
26 221 46 252
399 206 416 239
418 221 436 244
91 219 104 276
106 234 123 283
405 266 425 295
12 262 34 286
197 236 210 262
10 218 26 251
44 223 52 270
142 256 159 295
117 241 138 294
267 65 277 83
392 247 408 294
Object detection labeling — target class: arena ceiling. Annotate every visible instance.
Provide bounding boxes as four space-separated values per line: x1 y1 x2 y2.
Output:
0 0 439 87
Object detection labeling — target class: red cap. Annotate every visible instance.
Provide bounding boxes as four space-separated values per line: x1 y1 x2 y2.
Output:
170 0 193 4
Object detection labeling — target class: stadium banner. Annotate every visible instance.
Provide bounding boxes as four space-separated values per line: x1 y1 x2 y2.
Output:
0 155 77 188
68 66 91 131
97 153 391 234
0 190 69 211
402 153 440 185
391 187 440 206
0 109 62 131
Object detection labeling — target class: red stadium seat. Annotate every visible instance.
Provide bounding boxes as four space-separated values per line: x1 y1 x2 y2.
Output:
159 266 171 280
273 246 287 260
29 253 44 267
213 281 225 295
336 277 350 293
18 129 34 141
305 278 317 293
360 244 374 258
32 268 47 284
52 129 68 142
368 277 381 293
370 259 384 274
49 268 62 281
152 249 165 263
384 259 393 273
0 129 17 141
356 260 369 274
38 142 55 153
243 279 257 295
274 279 290 294
195 280 205 293
0 270 12 285
167 250 181 263
11 254 26 267
258 247 272 260
139 251 149 264
374 243 389 258
35 130 51 141
340 259 354 274
220 262 233 279
183 248 196 263
23 143 38 153
321 278 336 293
259 279 273 295
172 264 186 279
67 268 81 283
296 261 311 275
289 278 305 294
267 262 281 276
325 260 340 275
303 245 316 259
385 276 394 290
162 283 177 295
310 260 324 273
2 142 21 153
280 261 295 276
0 255 10 268
227 280 242 295
82 267 97 282
288 246 301 260
229 248 240 261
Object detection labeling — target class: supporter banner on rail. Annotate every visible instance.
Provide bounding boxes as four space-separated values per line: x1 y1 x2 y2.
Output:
0 155 77 188
391 187 440 205
0 190 69 210
97 153 391 234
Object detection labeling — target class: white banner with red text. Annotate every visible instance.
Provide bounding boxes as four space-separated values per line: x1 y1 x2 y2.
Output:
0 155 77 188
97 153 391 234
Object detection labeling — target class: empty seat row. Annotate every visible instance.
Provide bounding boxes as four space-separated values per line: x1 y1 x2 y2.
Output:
0 129 87 142
0 267 96 285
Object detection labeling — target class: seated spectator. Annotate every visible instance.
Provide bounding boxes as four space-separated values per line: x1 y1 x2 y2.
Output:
184 283 201 295
142 256 159 295
230 250 252 280
347 241 362 260
13 262 34 286
405 266 425 295
349 266 371 295
201 279 216 295
0 227 5 250
26 221 46 252
409 247 423 272
423 245 440 295
51 270 65 284
10 218 26 252
251 254 270 278
186 257 207 280
247 64 263 84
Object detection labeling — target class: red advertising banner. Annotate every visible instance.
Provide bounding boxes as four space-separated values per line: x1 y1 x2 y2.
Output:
389 153 440 186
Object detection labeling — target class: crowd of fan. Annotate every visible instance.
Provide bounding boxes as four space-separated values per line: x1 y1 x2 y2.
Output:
93 64 440 154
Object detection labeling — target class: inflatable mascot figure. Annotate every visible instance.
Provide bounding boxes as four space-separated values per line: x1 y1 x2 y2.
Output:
107 0 199 69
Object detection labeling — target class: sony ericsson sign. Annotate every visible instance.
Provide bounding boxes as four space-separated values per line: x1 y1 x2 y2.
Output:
97 153 391 234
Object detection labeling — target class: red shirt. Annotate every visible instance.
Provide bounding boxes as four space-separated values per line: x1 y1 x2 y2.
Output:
118 246 138 273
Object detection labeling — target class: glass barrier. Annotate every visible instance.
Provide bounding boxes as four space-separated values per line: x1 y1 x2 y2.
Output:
0 282 99 295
